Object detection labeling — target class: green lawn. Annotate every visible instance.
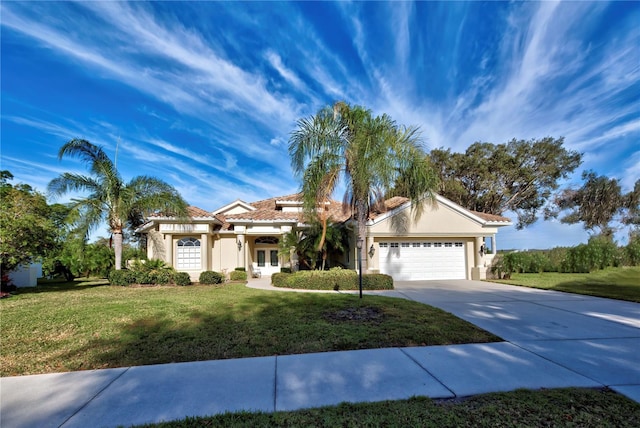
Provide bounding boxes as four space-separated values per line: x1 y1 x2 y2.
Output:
492 267 640 302
0 279 499 376
135 388 640 428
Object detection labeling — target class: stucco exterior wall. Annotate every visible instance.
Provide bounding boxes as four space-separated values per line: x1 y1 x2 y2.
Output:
368 202 487 236
211 234 240 275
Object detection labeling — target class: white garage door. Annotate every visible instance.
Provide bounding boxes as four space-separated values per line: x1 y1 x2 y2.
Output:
378 241 466 281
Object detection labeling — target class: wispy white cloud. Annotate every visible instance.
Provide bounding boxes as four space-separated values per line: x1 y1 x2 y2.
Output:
265 50 305 91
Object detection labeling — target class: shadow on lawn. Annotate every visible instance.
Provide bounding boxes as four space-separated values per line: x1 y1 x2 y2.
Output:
551 280 640 303
50 291 501 373
15 278 110 295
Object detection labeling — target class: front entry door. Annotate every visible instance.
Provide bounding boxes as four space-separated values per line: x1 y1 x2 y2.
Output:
256 248 279 276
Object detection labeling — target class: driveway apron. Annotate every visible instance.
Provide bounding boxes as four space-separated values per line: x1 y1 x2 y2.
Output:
386 280 640 402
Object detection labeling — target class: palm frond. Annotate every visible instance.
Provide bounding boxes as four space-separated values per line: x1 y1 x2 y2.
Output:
47 173 101 197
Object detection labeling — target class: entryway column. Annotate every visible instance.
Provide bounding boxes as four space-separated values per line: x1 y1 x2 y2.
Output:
474 237 483 267
164 234 173 267
237 234 245 269
200 233 209 271
471 236 486 280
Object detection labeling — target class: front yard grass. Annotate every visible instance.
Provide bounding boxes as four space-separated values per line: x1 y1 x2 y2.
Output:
0 279 500 376
492 267 640 302
136 388 640 428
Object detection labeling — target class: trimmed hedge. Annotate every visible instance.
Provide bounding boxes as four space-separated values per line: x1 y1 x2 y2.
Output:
108 269 189 286
199 271 225 285
271 268 393 291
229 270 247 281
108 270 137 286
272 272 291 288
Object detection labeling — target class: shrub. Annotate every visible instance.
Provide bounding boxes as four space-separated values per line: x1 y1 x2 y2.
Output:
199 271 225 285
272 268 394 290
285 268 358 290
235 267 246 272
545 247 569 272
280 267 292 273
173 272 191 286
271 272 291 287
151 270 173 285
229 270 247 281
502 252 528 274
561 237 622 273
109 269 136 286
362 274 394 290
625 235 640 266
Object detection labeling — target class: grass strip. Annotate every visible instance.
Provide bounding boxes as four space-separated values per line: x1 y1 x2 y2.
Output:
133 388 640 428
492 267 640 302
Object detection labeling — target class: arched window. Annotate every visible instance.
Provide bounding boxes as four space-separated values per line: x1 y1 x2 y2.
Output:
255 236 279 245
176 237 200 269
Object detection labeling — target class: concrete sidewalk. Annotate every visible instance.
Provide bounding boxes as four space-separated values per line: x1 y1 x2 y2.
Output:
1 278 639 427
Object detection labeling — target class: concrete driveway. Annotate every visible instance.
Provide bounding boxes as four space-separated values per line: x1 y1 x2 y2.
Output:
379 279 640 401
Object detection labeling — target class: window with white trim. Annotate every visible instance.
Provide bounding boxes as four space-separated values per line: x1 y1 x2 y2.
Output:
434 243 442 247
255 236 279 245
176 237 201 269
257 250 266 267
401 243 410 248
455 242 463 247
379 243 389 248
445 242 453 247
412 243 421 247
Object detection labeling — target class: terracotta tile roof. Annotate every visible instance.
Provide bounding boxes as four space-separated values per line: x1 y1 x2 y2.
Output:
148 206 216 219
213 213 232 230
249 193 304 210
470 210 511 223
226 193 352 223
225 210 302 221
187 206 215 218
368 196 409 219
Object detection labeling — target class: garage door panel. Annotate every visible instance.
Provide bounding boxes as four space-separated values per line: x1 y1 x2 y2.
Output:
379 241 466 281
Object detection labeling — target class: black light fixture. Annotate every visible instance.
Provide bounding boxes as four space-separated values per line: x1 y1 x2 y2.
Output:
237 239 242 251
369 244 375 258
356 238 363 299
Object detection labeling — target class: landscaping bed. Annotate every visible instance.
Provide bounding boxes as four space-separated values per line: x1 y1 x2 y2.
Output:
272 268 393 290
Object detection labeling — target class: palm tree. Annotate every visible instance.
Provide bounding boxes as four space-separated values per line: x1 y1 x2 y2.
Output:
48 139 188 270
289 102 437 272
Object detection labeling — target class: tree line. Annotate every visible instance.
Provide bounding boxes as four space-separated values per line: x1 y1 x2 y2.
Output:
2 102 638 283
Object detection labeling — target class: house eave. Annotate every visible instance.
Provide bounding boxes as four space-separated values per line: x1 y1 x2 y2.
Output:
366 194 512 228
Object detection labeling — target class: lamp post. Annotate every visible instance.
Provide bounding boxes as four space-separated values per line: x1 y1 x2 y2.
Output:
356 237 363 299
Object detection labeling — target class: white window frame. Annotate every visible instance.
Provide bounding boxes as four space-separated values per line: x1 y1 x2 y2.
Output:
176 237 201 269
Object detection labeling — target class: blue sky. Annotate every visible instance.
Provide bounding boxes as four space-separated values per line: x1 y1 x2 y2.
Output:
1 1 639 250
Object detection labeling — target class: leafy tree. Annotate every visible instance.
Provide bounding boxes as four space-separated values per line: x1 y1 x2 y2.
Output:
289 102 437 271
547 171 640 237
424 137 582 229
48 139 188 270
0 171 59 272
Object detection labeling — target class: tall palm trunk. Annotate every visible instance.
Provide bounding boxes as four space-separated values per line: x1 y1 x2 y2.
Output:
356 201 368 273
113 231 123 270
